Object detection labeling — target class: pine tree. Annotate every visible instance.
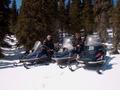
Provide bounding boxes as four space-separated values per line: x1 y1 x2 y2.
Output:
58 0 66 32
94 0 112 42
110 0 120 54
10 0 18 34
52 0 59 41
82 0 94 35
69 0 82 33
42 0 58 35
16 0 43 50
66 0 71 16
16 0 58 50
0 0 10 57
64 0 71 32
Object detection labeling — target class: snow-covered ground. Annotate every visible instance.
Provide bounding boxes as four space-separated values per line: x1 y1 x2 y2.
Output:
0 35 120 90
0 54 120 90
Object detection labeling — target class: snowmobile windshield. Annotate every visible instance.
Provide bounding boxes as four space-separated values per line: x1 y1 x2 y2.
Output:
63 36 74 50
85 35 102 46
32 41 42 52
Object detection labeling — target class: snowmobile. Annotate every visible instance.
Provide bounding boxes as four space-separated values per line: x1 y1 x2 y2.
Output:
19 41 52 69
76 35 107 74
52 36 80 71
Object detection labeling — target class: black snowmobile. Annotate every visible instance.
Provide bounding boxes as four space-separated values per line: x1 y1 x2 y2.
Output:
52 36 79 71
76 35 107 74
19 41 53 69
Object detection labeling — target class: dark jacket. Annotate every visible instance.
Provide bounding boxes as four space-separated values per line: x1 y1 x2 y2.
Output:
43 39 54 50
72 37 84 54
72 37 83 47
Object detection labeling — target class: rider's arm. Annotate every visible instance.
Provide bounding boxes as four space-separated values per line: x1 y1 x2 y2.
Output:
42 40 48 50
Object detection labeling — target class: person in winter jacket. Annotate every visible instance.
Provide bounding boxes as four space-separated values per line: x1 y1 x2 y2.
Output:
42 35 55 59
43 35 54 50
72 32 84 54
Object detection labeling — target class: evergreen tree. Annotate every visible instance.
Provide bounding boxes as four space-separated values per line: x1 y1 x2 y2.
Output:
64 0 71 32
82 0 94 35
42 0 58 35
16 0 58 50
16 0 43 50
110 0 120 54
58 0 66 32
0 0 10 57
69 0 82 33
66 0 71 16
94 0 112 42
10 0 18 34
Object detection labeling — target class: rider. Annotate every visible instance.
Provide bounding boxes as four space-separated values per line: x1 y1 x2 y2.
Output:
42 35 55 61
72 32 84 55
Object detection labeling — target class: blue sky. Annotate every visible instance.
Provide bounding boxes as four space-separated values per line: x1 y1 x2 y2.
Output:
16 0 22 9
16 0 117 9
